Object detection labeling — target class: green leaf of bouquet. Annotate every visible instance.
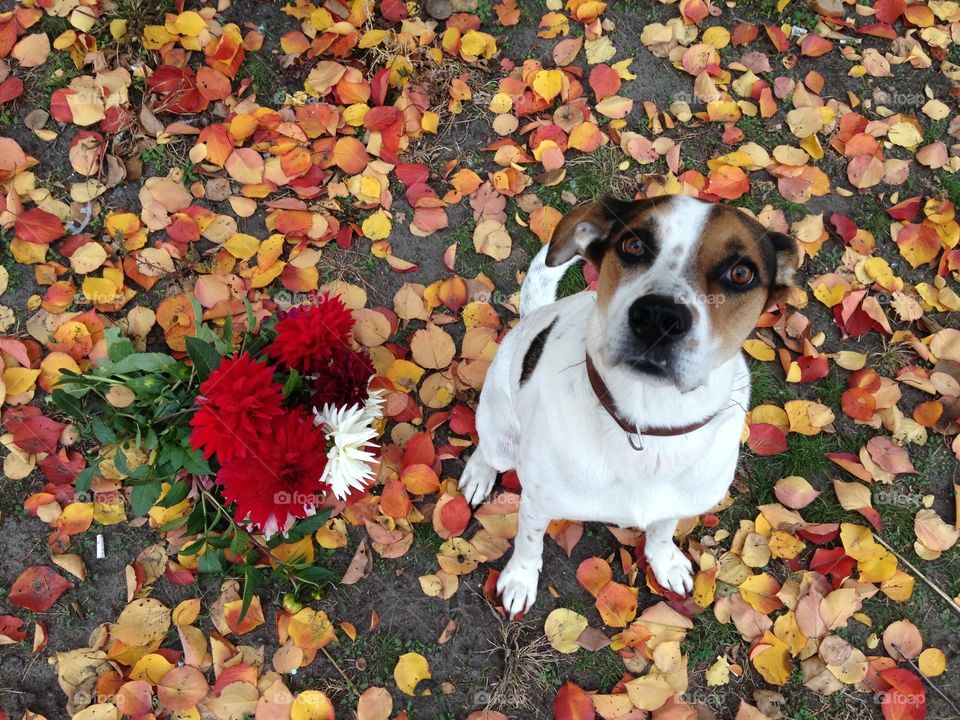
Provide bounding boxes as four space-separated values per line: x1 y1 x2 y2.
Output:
131 481 162 517
158 479 191 508
75 466 96 496
282 368 301 398
180 447 212 476
91 417 116 444
185 335 222 381
198 548 225 574
240 565 263 621
105 327 137 363
109 353 177 375
50 389 85 418
296 565 335 584
230 527 249 556
279 508 332 544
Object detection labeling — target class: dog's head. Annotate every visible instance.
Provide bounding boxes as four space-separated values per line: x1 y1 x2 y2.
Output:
546 195 799 392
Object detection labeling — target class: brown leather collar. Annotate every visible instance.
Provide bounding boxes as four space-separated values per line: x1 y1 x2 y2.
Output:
584 354 719 448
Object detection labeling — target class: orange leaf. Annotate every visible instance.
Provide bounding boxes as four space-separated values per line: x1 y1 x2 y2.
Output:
156 666 209 711
553 681 596 720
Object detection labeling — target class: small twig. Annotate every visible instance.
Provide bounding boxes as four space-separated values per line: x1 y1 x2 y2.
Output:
872 533 960 616
320 645 361 698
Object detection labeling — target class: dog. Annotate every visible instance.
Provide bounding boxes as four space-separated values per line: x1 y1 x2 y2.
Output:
458 194 799 617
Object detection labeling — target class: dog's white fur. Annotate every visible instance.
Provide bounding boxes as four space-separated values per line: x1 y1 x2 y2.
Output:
460 195 755 617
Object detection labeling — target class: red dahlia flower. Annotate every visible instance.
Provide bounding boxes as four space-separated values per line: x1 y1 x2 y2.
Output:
310 347 375 409
265 295 354 375
215 408 330 535
189 353 284 464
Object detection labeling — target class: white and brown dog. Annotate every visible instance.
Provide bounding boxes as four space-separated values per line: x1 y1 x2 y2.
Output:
459 194 798 617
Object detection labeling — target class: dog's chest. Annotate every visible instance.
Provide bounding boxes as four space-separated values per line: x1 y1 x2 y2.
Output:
520 427 736 527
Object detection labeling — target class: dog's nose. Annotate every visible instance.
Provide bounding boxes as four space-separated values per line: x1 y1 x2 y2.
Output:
628 295 692 345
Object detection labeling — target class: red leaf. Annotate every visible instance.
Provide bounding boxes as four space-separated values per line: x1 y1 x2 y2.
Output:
449 404 476 435
874 0 906 24
842 388 876 420
9 566 74 612
0 76 23 104
800 35 833 57
747 423 788 456
809 547 856 581
15 207 65 244
764 23 789 52
858 22 899 40
5 406 64 454
364 105 403 131
731 22 759 46
879 668 926 720
440 495 471 536
554 681 596 720
0 615 28 643
196 65 232 101
379 0 408 22
402 432 437 469
886 196 923 222
830 212 859 243
797 355 830 382
588 64 620 100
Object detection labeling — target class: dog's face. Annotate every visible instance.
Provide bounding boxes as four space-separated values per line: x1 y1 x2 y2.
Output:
546 195 799 392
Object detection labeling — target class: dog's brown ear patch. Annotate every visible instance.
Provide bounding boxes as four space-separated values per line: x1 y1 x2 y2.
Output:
765 231 800 307
545 202 615 267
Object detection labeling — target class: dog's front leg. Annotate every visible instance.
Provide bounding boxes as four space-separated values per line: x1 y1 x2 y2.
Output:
497 500 550 618
644 518 694 596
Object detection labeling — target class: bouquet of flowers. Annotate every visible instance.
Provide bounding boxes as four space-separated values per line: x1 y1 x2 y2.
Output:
189 293 382 537
51 291 380 596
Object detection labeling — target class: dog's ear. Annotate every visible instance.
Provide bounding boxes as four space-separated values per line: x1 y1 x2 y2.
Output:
545 201 619 267
765 231 800 307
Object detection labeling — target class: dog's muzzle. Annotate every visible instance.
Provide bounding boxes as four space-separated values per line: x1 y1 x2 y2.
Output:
621 294 693 378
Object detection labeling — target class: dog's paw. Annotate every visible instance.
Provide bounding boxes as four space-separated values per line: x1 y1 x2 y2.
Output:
459 458 496 507
496 561 540 618
647 544 694 596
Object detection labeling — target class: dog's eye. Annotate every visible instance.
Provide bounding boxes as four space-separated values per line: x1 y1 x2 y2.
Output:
727 263 755 285
622 235 647 257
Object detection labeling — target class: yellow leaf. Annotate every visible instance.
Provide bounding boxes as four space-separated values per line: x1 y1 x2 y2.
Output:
585 35 616 64
3 368 40 395
918 648 946 677
291 690 335 720
11 238 48 264
174 10 207 36
743 339 775 361
362 210 392 241
129 652 174 683
421 111 440 134
223 233 260 260
532 69 564 102
752 633 792 685
544 609 588 653
624 676 674 711
706 656 731 686
394 652 431 696
612 58 636 81
172 599 201 626
110 19 127 40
